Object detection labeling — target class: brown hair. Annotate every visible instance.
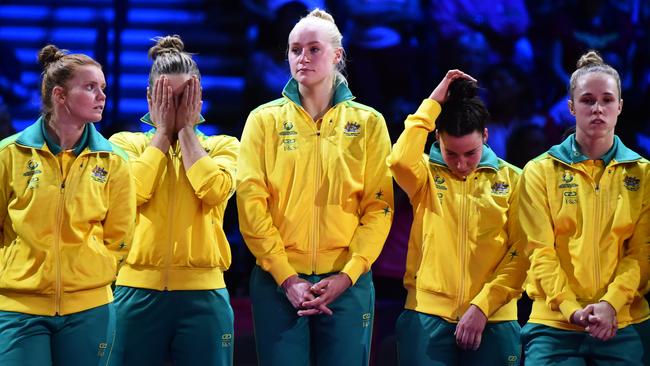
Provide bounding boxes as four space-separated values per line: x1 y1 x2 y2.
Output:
147 35 200 89
38 44 101 122
569 50 621 101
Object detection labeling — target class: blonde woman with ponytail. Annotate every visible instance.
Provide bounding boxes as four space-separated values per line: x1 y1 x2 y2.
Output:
237 8 393 365
0 45 135 365
109 35 239 366
519 50 650 364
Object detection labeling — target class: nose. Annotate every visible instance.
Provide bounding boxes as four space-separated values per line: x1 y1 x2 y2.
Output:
98 88 106 101
592 102 603 114
298 49 310 63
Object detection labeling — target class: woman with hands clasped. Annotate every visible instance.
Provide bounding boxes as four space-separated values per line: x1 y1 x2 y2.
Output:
388 70 528 365
236 8 393 366
519 50 649 365
109 35 239 366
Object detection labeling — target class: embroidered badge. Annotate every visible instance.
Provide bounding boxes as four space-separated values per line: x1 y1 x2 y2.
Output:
221 333 233 348
343 121 361 136
23 159 42 177
491 181 510 195
434 175 447 190
563 190 578 204
281 138 297 151
623 175 640 191
559 170 578 188
279 121 297 136
91 165 108 183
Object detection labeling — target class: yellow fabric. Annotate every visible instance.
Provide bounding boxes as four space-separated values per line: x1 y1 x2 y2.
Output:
236 97 394 285
109 131 239 290
387 99 528 322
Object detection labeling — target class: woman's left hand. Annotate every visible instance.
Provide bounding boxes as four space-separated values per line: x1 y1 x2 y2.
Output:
298 273 352 316
176 75 202 132
584 301 617 341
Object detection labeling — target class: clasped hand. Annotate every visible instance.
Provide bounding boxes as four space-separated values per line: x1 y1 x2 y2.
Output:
147 75 202 135
571 301 618 341
281 273 352 316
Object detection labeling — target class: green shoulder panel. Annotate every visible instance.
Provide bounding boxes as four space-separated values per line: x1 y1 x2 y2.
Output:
497 159 523 175
343 101 381 118
109 142 129 161
250 98 288 114
0 133 20 152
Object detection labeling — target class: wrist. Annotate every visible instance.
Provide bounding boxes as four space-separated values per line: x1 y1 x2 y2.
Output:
281 275 299 291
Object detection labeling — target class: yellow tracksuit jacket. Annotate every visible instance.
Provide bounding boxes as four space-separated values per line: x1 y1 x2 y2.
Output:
387 99 528 322
110 115 239 290
519 134 650 330
236 79 394 285
0 117 135 315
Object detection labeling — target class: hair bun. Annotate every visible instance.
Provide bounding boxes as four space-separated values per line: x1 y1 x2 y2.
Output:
576 50 604 69
307 8 336 24
38 45 67 68
447 78 478 103
148 35 184 60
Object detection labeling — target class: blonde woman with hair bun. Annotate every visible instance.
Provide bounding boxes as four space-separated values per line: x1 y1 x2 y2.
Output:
0 44 135 365
108 35 239 366
237 8 393 365
519 50 650 364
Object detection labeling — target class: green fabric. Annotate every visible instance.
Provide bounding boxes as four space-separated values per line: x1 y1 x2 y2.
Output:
548 134 642 166
429 142 501 171
632 319 650 366
249 265 374 366
111 286 233 366
0 304 115 366
282 78 355 107
41 119 89 156
15 117 115 155
395 310 521 365
139 112 206 126
522 322 645 365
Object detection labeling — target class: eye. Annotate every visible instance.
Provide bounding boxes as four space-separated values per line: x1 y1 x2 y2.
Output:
290 47 300 55
310 46 320 53
580 97 596 105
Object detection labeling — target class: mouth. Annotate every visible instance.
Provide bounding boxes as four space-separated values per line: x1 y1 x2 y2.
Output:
94 106 104 112
591 118 605 124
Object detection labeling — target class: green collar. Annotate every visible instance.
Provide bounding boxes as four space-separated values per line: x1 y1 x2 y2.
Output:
429 142 500 171
140 112 206 126
548 134 641 165
281 78 355 107
16 116 113 154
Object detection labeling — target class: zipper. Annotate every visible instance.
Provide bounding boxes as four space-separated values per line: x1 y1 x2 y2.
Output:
457 178 468 316
163 146 179 290
311 130 322 273
593 182 601 290
53 180 65 315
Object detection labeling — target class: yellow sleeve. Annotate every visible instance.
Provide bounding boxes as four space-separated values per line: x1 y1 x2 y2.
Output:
387 99 441 199
0 152 9 246
236 112 296 285
186 136 239 206
103 154 136 270
109 132 167 206
471 171 530 317
340 112 395 284
519 160 582 321
601 166 650 310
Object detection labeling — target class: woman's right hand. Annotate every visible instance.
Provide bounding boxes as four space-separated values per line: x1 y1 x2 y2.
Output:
428 69 477 104
147 75 176 136
281 275 333 316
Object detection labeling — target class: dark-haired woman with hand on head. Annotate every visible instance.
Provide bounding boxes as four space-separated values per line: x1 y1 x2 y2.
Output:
388 70 528 365
109 35 239 366
0 45 135 366
519 50 649 365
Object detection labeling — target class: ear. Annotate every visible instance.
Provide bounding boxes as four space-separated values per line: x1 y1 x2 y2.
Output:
567 99 575 116
435 129 440 141
52 86 66 105
482 127 489 144
618 98 623 115
333 47 343 65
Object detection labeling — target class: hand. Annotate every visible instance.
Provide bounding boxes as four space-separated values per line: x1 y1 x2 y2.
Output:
175 75 202 132
281 275 332 316
570 307 592 328
428 69 477 104
454 305 487 350
585 302 617 341
147 75 175 136
298 273 352 316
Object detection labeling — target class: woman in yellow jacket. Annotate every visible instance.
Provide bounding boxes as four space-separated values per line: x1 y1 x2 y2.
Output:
388 70 528 365
236 8 393 365
0 45 135 366
519 50 649 365
108 36 239 366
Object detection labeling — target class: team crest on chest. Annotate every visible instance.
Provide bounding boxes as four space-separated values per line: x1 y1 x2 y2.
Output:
434 174 447 190
491 181 510 195
623 175 640 191
559 170 578 188
91 165 108 183
343 121 361 136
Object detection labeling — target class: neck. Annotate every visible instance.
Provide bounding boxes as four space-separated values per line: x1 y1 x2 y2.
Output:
298 77 335 121
47 116 86 150
575 131 614 160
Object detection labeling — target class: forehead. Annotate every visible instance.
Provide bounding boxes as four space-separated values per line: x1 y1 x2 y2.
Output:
575 72 618 96
157 73 192 93
439 131 484 152
289 22 328 45
69 64 105 84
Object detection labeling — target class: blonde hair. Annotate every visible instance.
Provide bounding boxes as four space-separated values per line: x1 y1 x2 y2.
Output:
38 45 101 122
569 50 621 101
148 35 200 89
288 8 347 86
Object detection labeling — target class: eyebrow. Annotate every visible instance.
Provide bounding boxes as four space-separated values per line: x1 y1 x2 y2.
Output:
289 40 323 46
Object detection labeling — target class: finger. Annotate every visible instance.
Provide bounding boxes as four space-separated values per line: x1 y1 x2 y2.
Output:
297 308 321 316
318 304 333 316
302 295 326 309
161 80 169 110
473 332 482 351
310 280 329 294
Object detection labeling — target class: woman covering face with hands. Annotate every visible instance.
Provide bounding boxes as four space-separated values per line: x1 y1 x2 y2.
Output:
388 70 528 366
109 35 239 366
